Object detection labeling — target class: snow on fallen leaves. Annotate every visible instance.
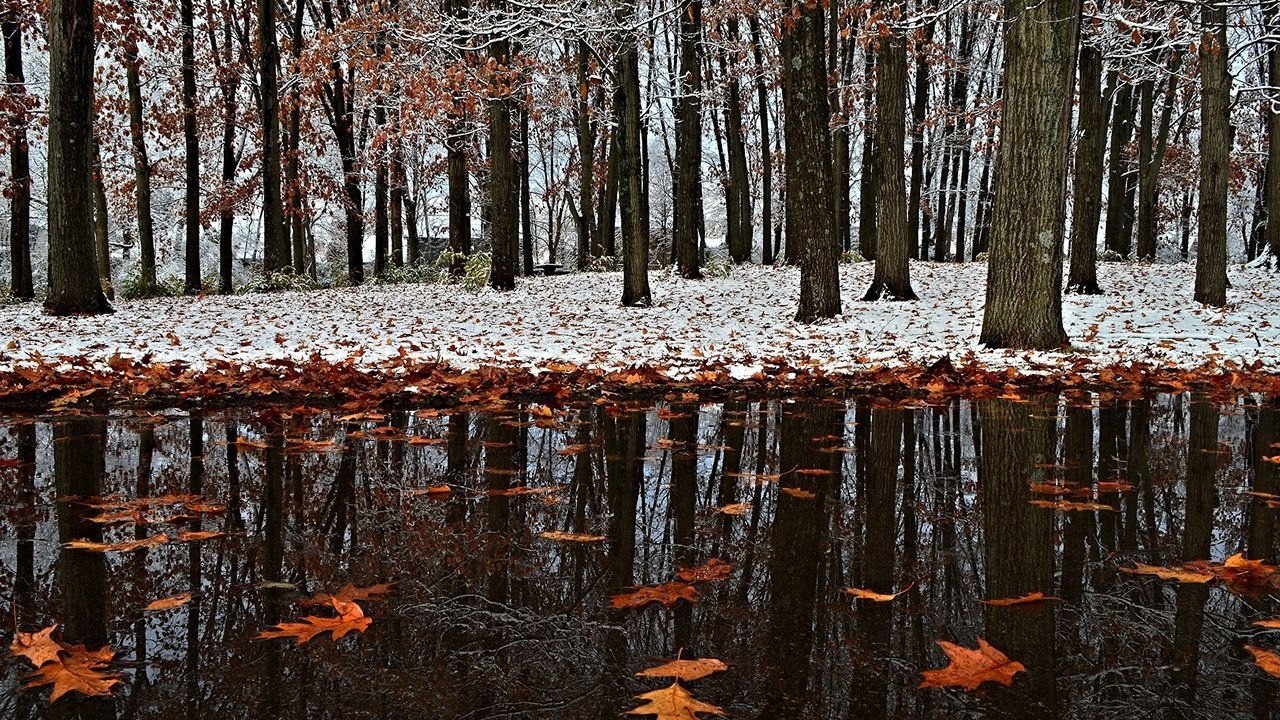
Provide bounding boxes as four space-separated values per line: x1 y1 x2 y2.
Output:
9 626 122 702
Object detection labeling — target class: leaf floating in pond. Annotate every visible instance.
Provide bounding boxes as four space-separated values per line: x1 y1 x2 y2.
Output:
176 530 227 543
676 559 733 583
1262 455 1280 465
610 581 699 610
1121 562 1215 584
1095 482 1136 493
1245 646 1280 678
713 502 751 516
403 485 452 498
1215 553 1280 595
145 593 193 612
625 681 723 719
636 657 728 682
301 583 397 606
979 592 1060 607
780 487 816 500
255 598 372 645
918 638 1026 691
1253 619 1280 629
63 533 170 553
486 484 565 497
10 626 121 702
724 472 781 485
539 531 608 543
846 583 913 603
1028 499 1114 512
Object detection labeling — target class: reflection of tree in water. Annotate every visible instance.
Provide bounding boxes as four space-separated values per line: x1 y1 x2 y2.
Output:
0 394 1273 719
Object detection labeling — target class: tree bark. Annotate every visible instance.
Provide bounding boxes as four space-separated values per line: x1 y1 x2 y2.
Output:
673 0 703 278
748 16 773 265
181 0 201 292
45 0 111 315
1103 82 1134 259
787 0 840 321
859 50 878 262
125 0 158 289
864 16 916 301
1067 44 1104 294
1135 71 1177 261
618 26 651 305
1195 2 1229 307
259 0 289 273
92 138 113 299
487 4 517 291
980 0 1078 349
2 14 32 299
1269 1 1280 268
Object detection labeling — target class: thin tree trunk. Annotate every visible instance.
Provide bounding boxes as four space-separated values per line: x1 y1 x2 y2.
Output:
125 0 158 289
1067 44 1104 294
749 16 773 265
859 50 878 262
259 0 288 273
92 138 113 299
181 0 201 292
2 15 32 299
618 23 651 305
487 5 517 291
1136 69 1177 261
1103 82 1135 258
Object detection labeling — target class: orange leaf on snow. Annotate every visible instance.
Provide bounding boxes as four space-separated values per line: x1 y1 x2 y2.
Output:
255 598 372 644
918 638 1026 691
636 658 729 682
676 559 733 583
625 681 723 719
610 581 700 610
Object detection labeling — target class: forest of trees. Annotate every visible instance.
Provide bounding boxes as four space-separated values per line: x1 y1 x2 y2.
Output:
3 0 1280 348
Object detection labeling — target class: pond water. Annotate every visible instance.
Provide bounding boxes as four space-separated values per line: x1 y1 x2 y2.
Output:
0 394 1277 719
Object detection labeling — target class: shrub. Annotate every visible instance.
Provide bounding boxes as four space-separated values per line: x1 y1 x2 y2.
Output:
119 271 184 300
367 262 442 286
239 269 319 294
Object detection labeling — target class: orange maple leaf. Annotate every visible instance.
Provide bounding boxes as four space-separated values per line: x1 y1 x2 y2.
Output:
256 598 373 644
919 638 1026 691
625 681 723 719
23 645 121 702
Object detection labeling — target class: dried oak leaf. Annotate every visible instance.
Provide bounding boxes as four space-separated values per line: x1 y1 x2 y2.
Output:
1245 645 1280 678
539 531 608 542
979 592 1060 607
1029 499 1114 512
676 559 733 583
625 681 723 719
10 626 64 668
302 583 397 606
256 598 372 644
846 583 913 603
63 533 171 553
636 658 729 682
714 502 751 516
919 638 1026 691
1120 562 1215 584
21 644 121 702
1214 553 1279 594
1255 619 1280 630
610 581 699 610
145 593 193 612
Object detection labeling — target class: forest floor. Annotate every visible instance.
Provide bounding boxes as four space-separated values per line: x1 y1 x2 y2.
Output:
4 261 1279 408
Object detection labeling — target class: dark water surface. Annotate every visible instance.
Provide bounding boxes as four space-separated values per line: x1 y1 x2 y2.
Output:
0 394 1277 719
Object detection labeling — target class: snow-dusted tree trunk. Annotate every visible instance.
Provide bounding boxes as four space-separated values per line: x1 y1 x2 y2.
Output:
1195 2 1229 307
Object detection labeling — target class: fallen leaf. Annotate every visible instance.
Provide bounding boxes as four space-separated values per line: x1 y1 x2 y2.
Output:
10 627 64 668
676 558 733 583
301 583 397 606
145 593 193 612
636 658 729 682
1245 645 1280 678
63 533 170 553
714 502 751 516
846 583 912 603
1029 499 1114 512
539 531 608 542
175 531 226 543
919 638 1026 691
625 681 723 719
255 598 372 644
22 645 121 702
979 592 1060 607
1121 562 1215 584
610 581 699 610
780 487 816 499
1253 619 1280 629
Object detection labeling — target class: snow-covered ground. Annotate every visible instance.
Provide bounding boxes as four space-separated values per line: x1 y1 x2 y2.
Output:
4 261 1277 381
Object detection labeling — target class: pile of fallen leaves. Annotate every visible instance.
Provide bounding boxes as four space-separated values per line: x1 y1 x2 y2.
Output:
9 626 121 702
4 352 1279 414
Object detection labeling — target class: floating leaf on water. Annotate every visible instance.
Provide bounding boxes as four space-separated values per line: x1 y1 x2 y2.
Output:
1029 499 1114 512
1120 562 1215 584
10 627 64 668
846 583 912 603
539 531 608 542
255 598 372 645
625 681 723 719
610 581 699 610
714 502 751 516
63 533 170 553
145 593 193 612
780 487 816 500
301 583 397 606
1245 645 1280 679
979 592 1060 607
676 559 733 583
636 658 728 682
22 645 122 702
1253 619 1280 629
918 638 1026 691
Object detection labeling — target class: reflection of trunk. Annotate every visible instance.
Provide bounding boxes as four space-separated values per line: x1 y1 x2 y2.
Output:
52 418 113 720
13 424 36 621
602 409 644 720
485 415 518 603
260 430 285 719
1249 399 1277 559
851 408 901 718
714 402 748 552
762 401 839 717
979 398 1057 718
1172 395 1218 694
185 414 204 715
1061 405 1093 602
669 404 698 647
3 14 33 299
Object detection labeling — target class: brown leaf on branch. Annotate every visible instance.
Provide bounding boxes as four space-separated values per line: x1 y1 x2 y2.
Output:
636 658 728 683
255 598 373 645
625 682 723 719
610 581 700 610
918 638 1026 691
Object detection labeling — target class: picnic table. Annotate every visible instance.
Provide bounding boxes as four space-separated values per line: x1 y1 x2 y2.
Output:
536 263 565 276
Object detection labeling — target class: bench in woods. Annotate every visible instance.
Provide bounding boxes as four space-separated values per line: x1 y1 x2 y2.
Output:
536 263 565 276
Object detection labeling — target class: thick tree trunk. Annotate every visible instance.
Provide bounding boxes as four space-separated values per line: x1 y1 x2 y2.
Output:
181 0 200 292
859 51 878 262
673 0 703 278
2 15 32 300
864 17 916 301
1067 44 1104 294
1195 3 1229 307
980 0 1078 349
260 0 288 273
618 34 651 305
46 0 111 314
487 18 517 291
723 20 752 264
787 0 839 321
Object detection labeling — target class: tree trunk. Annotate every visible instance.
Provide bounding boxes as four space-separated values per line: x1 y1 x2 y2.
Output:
980 0 1078 349
1103 82 1134 259
787 0 839 321
259 0 288 273
125 0 158 289
1269 2 1280 268
859 50 878 262
673 0 703 278
573 40 596 268
374 107 388 277
92 138 113 299
1067 44 1104 294
218 80 238 293
520 101 534 275
1136 71 1177 261
45 0 111 315
749 16 773 265
1195 2 1229 307
487 10 517 291
864 16 916 301
723 20 752 264
181 0 200 292
908 17 934 259
618 30 651 305
2 15 32 299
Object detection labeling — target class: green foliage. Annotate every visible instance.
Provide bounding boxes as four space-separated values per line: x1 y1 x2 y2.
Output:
367 262 442 286
119 272 184 300
433 249 492 291
239 270 319 295
703 255 734 278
